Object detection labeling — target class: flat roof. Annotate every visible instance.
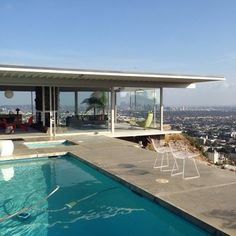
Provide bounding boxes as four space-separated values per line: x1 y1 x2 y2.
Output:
0 64 225 90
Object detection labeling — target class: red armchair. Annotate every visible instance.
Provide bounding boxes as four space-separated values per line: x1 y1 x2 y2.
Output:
20 116 33 131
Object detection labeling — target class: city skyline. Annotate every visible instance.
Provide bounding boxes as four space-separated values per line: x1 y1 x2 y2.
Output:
0 0 235 105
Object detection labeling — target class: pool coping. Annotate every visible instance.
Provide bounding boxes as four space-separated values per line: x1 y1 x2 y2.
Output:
0 152 68 161
23 139 78 148
0 152 229 236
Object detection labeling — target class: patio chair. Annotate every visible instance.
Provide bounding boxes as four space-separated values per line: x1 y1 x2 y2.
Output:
137 112 153 128
130 112 153 129
149 138 171 171
169 141 200 180
20 116 33 131
0 118 16 132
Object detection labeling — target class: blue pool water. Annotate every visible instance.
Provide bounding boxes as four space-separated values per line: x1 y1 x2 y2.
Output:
0 155 212 236
24 140 75 149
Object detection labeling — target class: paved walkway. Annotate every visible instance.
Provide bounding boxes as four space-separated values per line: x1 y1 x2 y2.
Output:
1 135 236 235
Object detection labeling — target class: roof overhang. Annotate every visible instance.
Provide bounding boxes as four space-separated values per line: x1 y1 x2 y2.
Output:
0 64 225 91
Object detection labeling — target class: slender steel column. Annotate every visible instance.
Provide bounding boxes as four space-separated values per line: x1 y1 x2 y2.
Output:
160 87 164 131
53 86 56 136
75 91 78 116
153 89 157 128
42 86 45 126
107 91 110 131
57 87 60 127
111 87 115 133
114 91 117 123
49 86 53 136
31 91 34 116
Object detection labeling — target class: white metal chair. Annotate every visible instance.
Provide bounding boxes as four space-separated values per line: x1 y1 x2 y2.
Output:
149 138 172 171
169 141 200 180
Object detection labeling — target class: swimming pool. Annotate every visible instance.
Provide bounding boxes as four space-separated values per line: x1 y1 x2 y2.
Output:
0 155 212 236
24 140 76 149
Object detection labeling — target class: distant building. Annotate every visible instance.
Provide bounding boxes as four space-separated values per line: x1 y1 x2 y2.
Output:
197 137 207 145
231 132 236 139
208 150 220 164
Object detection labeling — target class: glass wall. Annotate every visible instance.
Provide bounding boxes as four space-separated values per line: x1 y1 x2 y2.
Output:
58 92 75 127
0 91 35 134
57 90 110 133
55 87 165 135
115 88 160 130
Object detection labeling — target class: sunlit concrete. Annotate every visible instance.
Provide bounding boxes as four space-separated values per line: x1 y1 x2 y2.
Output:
0 135 235 235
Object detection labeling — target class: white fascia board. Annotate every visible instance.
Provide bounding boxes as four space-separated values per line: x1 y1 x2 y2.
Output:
0 65 225 82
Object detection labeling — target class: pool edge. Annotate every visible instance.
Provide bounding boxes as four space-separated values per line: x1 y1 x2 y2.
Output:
68 152 229 236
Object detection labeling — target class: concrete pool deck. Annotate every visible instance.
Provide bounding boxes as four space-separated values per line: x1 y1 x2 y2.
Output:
1 135 236 235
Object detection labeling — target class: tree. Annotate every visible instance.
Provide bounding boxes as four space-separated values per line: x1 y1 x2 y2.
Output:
81 92 107 119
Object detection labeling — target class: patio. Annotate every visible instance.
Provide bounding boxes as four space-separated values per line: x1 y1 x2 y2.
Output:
2 134 235 235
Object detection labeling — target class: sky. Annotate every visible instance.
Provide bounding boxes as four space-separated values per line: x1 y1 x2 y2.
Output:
0 0 235 106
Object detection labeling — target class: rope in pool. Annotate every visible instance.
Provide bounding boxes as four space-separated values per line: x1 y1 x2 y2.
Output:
0 185 60 223
0 186 120 222
32 186 120 213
